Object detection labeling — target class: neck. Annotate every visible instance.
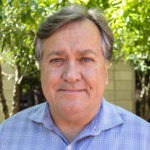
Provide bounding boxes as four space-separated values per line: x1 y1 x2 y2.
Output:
50 104 100 142
51 112 96 142
58 122 85 142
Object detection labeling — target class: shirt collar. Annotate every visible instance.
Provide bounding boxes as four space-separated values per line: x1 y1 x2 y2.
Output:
96 98 124 131
29 98 124 137
29 102 54 129
77 98 124 139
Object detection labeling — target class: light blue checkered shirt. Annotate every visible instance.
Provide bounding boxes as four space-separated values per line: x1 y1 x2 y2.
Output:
0 98 150 150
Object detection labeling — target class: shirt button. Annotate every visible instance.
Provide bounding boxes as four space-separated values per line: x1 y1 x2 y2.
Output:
67 145 72 150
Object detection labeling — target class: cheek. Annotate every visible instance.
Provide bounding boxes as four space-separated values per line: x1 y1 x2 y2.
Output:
40 66 63 90
40 68 63 101
82 66 108 89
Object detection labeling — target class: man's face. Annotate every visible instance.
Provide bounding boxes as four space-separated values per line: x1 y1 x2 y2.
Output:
40 19 108 122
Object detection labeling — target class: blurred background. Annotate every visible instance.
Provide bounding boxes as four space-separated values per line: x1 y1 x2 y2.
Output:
0 0 149 122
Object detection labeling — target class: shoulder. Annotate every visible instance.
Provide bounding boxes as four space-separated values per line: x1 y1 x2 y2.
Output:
103 101 150 148
104 100 150 126
114 104 149 126
103 100 150 130
0 102 46 134
110 102 150 137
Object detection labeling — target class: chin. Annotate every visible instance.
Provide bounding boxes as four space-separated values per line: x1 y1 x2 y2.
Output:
63 104 85 115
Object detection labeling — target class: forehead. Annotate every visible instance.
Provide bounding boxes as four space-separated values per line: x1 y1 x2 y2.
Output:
42 19 103 56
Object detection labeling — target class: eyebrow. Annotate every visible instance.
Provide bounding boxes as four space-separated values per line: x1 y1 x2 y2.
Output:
47 51 65 58
46 49 97 58
78 49 97 56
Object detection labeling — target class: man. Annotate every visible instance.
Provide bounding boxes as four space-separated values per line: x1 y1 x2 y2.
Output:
0 4 149 150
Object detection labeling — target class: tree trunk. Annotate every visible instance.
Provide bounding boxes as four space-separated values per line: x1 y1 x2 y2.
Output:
11 63 22 115
140 74 146 117
0 63 9 119
144 75 150 120
136 72 150 121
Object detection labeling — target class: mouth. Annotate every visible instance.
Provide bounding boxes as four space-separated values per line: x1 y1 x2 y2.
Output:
58 89 86 93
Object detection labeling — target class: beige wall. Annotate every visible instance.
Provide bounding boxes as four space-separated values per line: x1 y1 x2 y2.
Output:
0 61 135 122
104 62 135 112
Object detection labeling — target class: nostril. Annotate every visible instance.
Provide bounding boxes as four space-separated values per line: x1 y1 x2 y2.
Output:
63 71 81 82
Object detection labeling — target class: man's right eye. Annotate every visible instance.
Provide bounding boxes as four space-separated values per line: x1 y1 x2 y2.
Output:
49 58 64 64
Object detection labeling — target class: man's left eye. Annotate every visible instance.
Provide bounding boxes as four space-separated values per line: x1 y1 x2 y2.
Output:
80 57 94 62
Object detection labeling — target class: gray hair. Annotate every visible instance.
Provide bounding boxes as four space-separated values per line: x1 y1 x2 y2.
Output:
34 4 114 62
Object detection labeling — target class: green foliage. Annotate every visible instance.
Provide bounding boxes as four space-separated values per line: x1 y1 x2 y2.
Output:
106 0 150 74
105 0 150 119
1 0 39 78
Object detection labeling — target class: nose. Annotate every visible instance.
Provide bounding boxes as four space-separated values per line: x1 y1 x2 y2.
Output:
62 61 81 83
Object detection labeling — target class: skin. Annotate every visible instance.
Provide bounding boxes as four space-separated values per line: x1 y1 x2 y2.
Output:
40 19 109 142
